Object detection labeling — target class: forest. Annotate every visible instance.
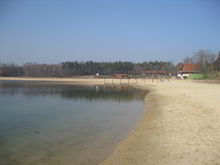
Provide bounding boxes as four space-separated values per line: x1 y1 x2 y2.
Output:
0 61 175 77
1 50 220 77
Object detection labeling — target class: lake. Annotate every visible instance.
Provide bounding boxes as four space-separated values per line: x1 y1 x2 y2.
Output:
0 81 147 165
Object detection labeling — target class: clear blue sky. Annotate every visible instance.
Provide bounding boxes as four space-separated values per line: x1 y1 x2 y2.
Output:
0 0 219 64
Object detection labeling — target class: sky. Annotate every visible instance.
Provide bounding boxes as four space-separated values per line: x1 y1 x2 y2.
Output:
0 0 220 64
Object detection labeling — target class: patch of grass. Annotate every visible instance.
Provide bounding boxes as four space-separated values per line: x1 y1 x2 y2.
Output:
188 74 207 79
188 72 220 80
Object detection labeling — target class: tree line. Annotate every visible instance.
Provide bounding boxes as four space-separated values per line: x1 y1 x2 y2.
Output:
0 61 175 77
1 49 219 77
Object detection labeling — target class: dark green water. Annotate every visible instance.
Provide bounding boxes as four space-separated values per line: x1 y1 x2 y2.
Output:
0 81 147 165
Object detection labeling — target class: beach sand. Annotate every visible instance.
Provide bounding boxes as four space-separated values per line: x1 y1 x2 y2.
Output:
101 80 220 165
1 77 220 165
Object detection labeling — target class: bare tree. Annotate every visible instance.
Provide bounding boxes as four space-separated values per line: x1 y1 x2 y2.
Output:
193 49 215 72
214 51 220 71
183 57 194 64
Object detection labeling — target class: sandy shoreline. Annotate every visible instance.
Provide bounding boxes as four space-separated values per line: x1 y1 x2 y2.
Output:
101 80 220 165
1 77 220 164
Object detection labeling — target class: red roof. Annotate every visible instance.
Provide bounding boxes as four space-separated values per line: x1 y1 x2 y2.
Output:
141 70 167 74
183 64 199 72
113 74 128 79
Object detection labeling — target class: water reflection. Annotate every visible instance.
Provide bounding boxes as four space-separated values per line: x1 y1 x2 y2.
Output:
0 80 148 165
0 81 148 102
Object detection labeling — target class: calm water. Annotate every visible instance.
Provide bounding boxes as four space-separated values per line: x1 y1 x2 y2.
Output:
0 81 147 165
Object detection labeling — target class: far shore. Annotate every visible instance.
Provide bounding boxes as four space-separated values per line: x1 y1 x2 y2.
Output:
1 77 220 165
0 76 136 85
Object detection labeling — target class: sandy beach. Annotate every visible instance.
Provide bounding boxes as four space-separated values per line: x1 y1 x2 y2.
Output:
101 80 220 165
1 77 220 165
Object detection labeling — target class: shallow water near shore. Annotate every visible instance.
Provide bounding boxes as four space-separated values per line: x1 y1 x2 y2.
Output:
0 81 147 165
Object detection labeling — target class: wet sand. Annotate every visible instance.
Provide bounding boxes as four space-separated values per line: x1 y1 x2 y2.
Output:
1 77 220 164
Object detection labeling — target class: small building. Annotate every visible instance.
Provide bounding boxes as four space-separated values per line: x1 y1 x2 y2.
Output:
177 64 199 79
140 70 167 77
113 74 128 79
